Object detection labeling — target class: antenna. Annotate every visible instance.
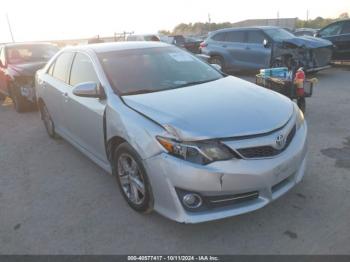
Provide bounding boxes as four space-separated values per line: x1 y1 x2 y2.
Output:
6 13 15 42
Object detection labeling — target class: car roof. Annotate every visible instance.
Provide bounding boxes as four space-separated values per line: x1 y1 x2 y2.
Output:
65 41 170 53
213 26 283 34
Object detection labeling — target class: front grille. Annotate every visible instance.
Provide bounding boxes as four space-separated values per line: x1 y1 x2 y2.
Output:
237 125 296 159
205 191 259 209
312 47 332 67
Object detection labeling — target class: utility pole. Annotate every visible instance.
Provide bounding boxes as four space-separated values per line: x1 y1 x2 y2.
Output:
306 9 309 22
6 13 15 42
277 10 280 25
208 13 211 33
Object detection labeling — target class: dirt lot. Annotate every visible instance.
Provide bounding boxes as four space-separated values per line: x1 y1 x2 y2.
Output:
0 67 349 254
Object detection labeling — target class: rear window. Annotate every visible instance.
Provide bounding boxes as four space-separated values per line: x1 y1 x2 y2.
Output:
212 32 226 41
7 44 58 64
225 31 245 43
246 30 265 44
51 52 74 83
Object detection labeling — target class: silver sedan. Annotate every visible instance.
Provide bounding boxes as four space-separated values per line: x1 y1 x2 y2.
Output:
35 42 307 223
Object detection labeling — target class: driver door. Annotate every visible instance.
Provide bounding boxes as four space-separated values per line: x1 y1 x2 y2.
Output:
64 52 107 163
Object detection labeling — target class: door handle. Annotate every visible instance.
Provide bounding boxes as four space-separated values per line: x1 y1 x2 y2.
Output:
63 92 69 102
245 46 251 50
222 45 227 48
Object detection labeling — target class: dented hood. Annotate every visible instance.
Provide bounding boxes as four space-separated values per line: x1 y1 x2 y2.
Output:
281 36 333 48
123 76 294 140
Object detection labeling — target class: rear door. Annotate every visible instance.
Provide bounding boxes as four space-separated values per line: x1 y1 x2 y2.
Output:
224 30 248 69
245 29 271 69
64 52 107 163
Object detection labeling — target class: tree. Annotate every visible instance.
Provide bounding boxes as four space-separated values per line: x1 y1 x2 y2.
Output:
339 12 349 19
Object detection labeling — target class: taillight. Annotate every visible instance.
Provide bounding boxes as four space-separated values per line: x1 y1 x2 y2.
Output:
200 42 207 48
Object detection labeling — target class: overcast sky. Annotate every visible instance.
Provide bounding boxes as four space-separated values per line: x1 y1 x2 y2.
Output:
0 0 349 42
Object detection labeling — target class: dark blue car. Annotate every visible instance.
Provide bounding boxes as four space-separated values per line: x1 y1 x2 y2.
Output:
316 19 350 60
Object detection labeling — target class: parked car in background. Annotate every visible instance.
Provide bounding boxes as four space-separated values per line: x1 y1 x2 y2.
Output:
200 26 333 73
126 34 160 41
315 19 350 60
35 42 307 223
0 42 59 112
294 28 319 37
161 35 186 48
184 36 202 54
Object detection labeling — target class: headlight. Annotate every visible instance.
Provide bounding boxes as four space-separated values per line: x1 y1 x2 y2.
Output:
156 136 235 165
296 106 305 130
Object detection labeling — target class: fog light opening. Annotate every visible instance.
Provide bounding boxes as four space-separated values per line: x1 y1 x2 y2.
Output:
182 193 202 209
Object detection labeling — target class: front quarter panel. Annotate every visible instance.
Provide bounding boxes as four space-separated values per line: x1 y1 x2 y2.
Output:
106 94 167 160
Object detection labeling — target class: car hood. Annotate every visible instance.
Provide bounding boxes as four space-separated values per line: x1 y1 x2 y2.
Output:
281 36 333 48
123 76 294 140
8 61 47 77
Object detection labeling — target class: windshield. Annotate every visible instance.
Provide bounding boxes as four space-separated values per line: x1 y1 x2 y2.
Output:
264 28 295 41
7 44 59 64
98 46 223 96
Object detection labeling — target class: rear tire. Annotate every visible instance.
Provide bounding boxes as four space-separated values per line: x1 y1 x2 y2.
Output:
112 142 153 213
12 87 28 113
0 93 6 101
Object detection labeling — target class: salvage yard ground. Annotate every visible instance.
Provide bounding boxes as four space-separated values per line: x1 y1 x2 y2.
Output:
0 67 349 254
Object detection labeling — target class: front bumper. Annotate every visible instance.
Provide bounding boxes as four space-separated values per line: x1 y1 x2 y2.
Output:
143 122 308 223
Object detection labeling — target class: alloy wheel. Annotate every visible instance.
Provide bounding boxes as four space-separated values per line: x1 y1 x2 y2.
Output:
117 153 146 205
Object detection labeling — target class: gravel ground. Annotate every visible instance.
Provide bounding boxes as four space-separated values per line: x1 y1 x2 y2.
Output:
0 67 349 254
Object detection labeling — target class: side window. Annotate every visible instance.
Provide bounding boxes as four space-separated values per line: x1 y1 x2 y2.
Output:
52 52 74 83
225 31 245 43
247 30 266 44
69 53 99 86
341 22 350 34
212 32 226 41
320 23 343 37
0 47 6 66
47 62 55 76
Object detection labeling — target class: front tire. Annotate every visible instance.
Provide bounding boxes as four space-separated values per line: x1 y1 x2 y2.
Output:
210 56 225 71
40 103 57 139
112 142 153 213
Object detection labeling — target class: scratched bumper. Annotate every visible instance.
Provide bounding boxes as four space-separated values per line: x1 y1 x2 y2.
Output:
143 122 307 223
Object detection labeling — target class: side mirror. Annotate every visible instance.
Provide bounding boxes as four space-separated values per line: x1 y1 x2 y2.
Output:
211 63 222 71
263 39 270 48
73 82 105 99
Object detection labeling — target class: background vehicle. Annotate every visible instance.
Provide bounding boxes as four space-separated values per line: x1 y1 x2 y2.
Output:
316 19 350 60
200 26 333 73
35 42 307 223
294 28 319 37
183 36 202 54
126 34 160 41
161 35 186 48
0 42 59 112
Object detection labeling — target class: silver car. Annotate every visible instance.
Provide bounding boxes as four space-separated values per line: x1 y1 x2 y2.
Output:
35 42 307 223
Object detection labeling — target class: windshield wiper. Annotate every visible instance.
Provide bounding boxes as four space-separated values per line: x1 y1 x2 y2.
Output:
174 78 221 88
121 89 159 96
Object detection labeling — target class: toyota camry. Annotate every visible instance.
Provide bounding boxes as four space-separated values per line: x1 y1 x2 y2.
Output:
35 42 307 223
